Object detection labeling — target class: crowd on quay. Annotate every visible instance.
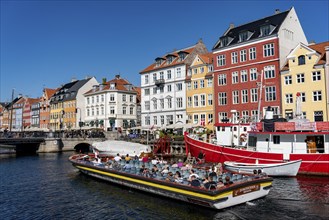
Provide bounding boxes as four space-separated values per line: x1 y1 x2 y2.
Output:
78 151 256 191
0 129 105 139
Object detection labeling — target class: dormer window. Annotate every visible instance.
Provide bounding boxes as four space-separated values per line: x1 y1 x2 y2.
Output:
260 24 275 37
221 37 229 47
298 55 306 65
239 31 252 42
155 57 164 67
179 53 186 61
110 83 115 89
167 56 173 64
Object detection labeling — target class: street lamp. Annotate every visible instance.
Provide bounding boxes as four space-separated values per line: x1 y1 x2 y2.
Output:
76 107 83 130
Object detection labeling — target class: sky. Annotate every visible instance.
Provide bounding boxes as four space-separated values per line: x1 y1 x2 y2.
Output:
1 0 328 102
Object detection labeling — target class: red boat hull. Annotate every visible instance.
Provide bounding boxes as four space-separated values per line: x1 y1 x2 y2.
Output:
185 134 329 176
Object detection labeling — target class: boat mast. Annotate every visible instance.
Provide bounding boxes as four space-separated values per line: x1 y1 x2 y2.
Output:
257 70 264 122
9 88 14 132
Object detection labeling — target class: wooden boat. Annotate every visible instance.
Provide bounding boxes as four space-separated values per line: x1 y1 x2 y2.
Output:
69 154 273 210
223 160 302 177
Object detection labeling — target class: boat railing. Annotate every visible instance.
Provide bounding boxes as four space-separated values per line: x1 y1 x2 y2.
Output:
253 121 329 132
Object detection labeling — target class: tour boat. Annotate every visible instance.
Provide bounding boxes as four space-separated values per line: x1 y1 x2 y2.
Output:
69 154 273 210
223 160 302 177
185 109 329 176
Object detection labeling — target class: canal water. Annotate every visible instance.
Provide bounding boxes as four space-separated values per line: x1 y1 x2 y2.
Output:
0 152 328 220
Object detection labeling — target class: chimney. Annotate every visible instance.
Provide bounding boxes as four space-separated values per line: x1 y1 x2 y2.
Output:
275 9 280 14
229 23 235 29
115 74 120 79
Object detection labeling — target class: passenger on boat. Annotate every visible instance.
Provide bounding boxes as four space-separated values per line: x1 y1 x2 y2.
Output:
166 172 175 182
151 157 159 165
123 161 132 170
161 166 169 174
209 167 217 178
189 175 201 187
142 155 149 163
174 171 183 183
203 176 217 190
114 153 121 162
139 165 146 174
215 163 223 175
224 176 233 185
125 154 131 162
177 159 184 168
151 165 158 174
188 169 200 181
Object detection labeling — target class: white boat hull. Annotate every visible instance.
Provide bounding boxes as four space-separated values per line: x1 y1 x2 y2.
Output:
224 160 302 177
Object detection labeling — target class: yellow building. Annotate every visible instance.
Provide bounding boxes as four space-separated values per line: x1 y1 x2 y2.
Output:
186 53 214 130
63 100 76 129
281 41 329 122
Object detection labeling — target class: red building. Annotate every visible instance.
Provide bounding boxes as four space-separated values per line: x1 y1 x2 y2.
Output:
212 7 307 123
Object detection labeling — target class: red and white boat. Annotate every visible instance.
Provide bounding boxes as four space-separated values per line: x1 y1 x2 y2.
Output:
185 109 329 176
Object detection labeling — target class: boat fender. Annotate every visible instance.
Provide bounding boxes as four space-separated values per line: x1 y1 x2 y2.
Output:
240 133 247 142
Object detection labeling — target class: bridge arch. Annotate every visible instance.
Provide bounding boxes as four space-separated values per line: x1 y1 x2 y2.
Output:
74 143 92 153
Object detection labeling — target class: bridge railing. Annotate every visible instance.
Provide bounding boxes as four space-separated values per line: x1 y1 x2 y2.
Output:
0 130 106 139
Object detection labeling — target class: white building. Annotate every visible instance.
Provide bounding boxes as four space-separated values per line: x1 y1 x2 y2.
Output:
84 75 139 131
140 40 208 128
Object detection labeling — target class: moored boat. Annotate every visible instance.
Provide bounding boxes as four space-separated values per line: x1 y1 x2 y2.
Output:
223 159 302 177
69 154 273 210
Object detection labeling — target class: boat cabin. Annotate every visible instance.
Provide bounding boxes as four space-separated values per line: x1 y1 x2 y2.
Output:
214 122 251 147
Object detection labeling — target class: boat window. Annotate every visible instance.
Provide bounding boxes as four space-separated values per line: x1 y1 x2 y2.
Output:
244 127 247 132
234 127 237 131
273 135 280 144
222 127 225 131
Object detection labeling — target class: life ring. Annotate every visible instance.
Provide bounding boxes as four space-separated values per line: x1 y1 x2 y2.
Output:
240 133 247 142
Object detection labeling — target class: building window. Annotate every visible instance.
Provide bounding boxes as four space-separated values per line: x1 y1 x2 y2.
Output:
218 74 227 85
96 95 99 103
300 92 306 102
153 73 157 82
208 94 213 105
153 116 157 125
122 95 126 102
251 88 258 103
130 95 133 102
217 54 226 66
122 107 127 115
176 68 181 78
200 94 206 106
200 67 204 73
167 84 172 92
160 72 164 80
207 79 213 87
200 80 204 88
145 101 150 111
167 70 172 79
241 70 247 82
298 55 305 65
297 73 305 83
260 25 271 36
250 68 257 81
285 75 292 85
145 116 150 125
87 109 90 116
166 115 173 125
249 47 256 60
240 49 247 62
263 43 274 57
314 111 323 122
265 86 276 101
218 112 228 122
193 81 198 89
110 106 115 114
160 115 164 125
264 65 275 79
231 52 238 64
176 83 183 91
218 92 227 105
193 114 199 124
239 31 249 42
177 97 183 108
193 68 198 75
232 71 239 84
187 97 192 107
101 106 104 115
160 99 164 109
145 75 149 84
193 95 199 107
101 95 104 102
110 94 115 102
159 86 164 93
312 71 321 81
87 97 90 105
208 114 213 124
167 98 172 109
285 94 293 104
242 89 248 103
130 107 133 115
92 97 94 103
153 87 157 94
153 100 157 110
313 91 322 101
232 90 239 104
